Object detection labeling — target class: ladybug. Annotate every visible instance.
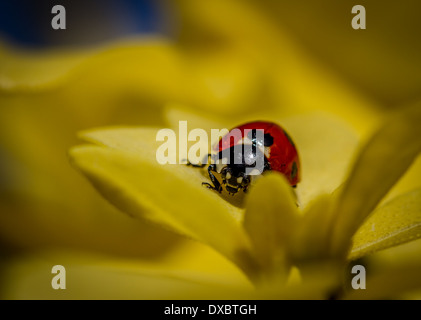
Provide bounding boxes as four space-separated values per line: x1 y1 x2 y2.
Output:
191 121 300 195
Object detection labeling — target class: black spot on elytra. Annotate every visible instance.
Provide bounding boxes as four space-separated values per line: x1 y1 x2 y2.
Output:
263 133 274 147
291 161 298 179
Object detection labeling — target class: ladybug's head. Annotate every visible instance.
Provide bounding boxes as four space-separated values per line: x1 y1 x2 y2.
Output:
219 164 251 194
210 144 269 195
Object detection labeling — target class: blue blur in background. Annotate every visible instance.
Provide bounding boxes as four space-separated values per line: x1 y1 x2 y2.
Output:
0 0 165 48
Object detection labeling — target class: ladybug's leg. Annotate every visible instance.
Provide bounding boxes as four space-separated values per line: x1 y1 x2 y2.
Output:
240 174 251 193
202 164 222 193
186 161 206 168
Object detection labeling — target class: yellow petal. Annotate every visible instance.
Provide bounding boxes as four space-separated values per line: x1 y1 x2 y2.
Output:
69 128 258 279
0 190 183 258
330 102 421 255
0 100 180 256
243 172 299 281
0 250 252 299
289 194 336 263
381 155 421 205
350 188 421 260
0 41 92 91
1 37 262 115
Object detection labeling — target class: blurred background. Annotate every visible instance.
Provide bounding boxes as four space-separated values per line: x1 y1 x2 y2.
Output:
0 0 420 298
1 0 420 107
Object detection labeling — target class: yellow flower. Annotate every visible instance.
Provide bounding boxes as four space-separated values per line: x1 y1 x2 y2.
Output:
63 101 421 299
1 0 421 300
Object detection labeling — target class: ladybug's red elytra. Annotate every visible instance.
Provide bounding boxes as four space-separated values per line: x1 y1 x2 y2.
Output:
190 121 300 195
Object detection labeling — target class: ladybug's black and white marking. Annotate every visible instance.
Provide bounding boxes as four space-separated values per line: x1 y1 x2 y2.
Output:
189 121 300 195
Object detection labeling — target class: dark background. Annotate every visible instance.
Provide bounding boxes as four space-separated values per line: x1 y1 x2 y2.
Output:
0 0 167 47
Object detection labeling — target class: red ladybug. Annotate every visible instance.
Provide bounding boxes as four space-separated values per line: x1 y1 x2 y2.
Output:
194 121 300 194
